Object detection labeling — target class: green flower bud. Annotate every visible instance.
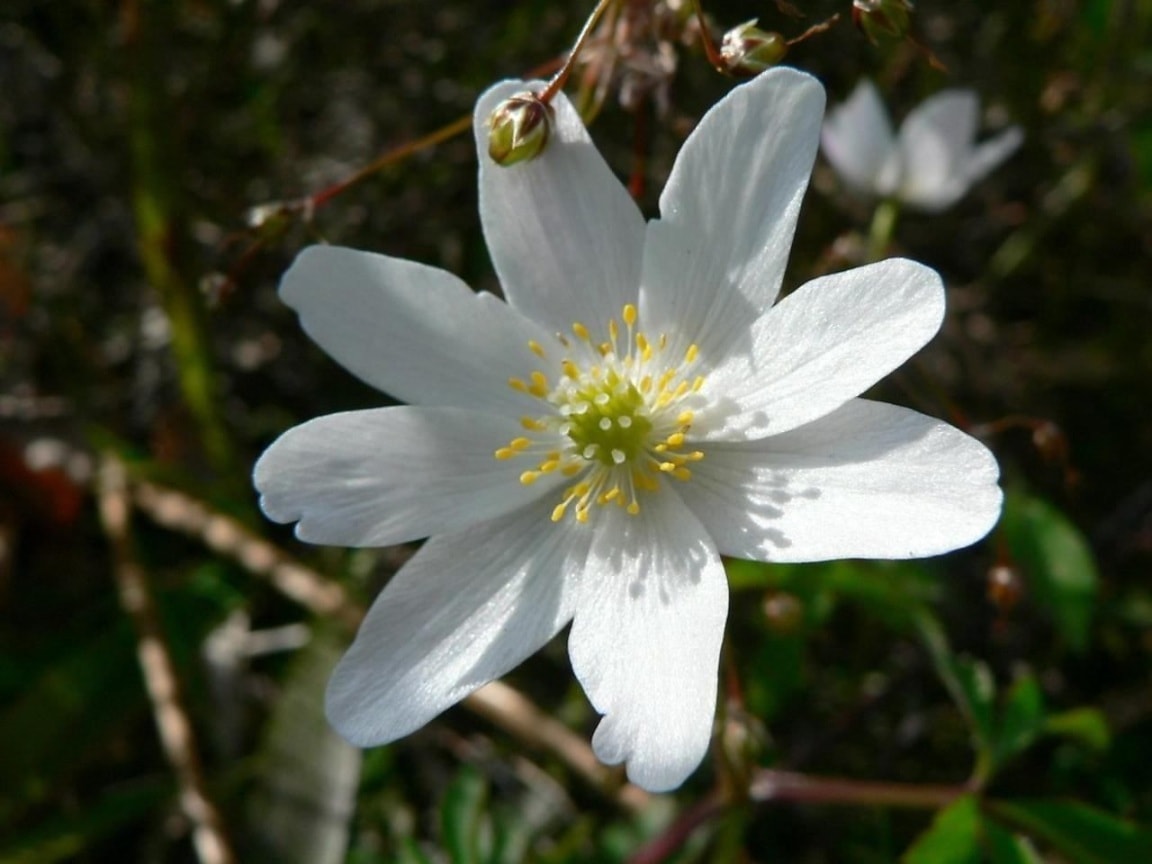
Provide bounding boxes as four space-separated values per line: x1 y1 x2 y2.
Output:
486 92 553 167
719 19 789 77
852 0 915 46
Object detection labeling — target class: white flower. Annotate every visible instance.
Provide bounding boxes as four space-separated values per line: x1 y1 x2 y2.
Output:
821 79 1023 212
253 68 1002 792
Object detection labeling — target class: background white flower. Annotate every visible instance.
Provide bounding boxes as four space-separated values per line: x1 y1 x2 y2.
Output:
253 68 1003 792
821 79 1023 212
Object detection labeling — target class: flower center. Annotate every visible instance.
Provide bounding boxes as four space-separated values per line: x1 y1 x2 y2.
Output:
495 304 706 524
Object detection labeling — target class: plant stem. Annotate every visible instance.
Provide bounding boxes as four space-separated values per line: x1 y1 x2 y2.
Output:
98 457 237 864
541 0 618 103
866 197 901 262
749 769 969 810
125 0 236 481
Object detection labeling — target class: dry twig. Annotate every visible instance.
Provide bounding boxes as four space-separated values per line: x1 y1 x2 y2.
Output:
97 458 237 864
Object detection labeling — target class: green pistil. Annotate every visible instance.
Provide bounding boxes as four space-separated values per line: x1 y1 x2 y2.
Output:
565 375 653 466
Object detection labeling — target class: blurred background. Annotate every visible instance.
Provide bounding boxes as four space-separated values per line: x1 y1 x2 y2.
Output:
1 0 1150 861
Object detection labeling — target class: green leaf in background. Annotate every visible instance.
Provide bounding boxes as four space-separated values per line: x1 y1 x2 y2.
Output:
989 799 1152 864
442 767 489 864
945 657 998 768
0 623 145 818
983 820 1043 864
0 777 171 864
994 673 1046 767
902 795 982 864
1043 708 1111 753
1000 492 1099 652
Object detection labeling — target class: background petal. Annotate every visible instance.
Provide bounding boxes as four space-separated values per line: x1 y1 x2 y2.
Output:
568 491 727 792
965 125 1024 186
254 406 565 547
685 399 1002 562
326 501 587 747
475 80 646 333
896 89 979 210
639 67 824 363
697 258 944 440
280 245 555 415
821 79 896 195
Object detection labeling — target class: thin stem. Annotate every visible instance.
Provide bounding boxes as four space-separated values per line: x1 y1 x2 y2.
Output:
749 768 970 810
688 0 727 72
866 198 903 262
627 793 726 864
540 0 617 103
125 0 237 482
98 457 237 864
866 197 901 262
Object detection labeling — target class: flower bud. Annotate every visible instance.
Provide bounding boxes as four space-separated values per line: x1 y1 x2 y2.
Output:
719 19 789 77
486 92 553 167
852 0 915 46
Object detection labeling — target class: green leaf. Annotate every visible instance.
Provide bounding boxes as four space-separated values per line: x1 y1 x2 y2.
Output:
989 799 1152 864
441 767 489 864
902 795 982 864
995 673 1046 765
1043 708 1111 752
1000 492 1099 652
949 657 998 761
983 820 1043 864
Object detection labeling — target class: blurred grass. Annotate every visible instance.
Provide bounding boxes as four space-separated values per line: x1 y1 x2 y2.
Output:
1 0 1151 861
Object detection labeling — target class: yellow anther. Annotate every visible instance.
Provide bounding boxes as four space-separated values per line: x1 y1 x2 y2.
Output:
508 377 528 393
576 509 590 524
572 322 590 341
520 470 540 485
640 375 653 393
551 502 568 522
627 501 641 515
672 467 692 481
608 319 618 341
598 487 621 504
598 342 611 357
521 417 545 430
540 459 560 473
561 464 582 476
666 432 686 447
685 344 699 364
528 340 546 358
658 462 676 473
509 437 531 451
561 359 579 379
623 304 638 326
693 376 705 392
677 410 695 425
495 447 516 460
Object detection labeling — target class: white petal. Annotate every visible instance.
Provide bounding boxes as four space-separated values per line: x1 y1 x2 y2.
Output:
698 258 944 440
475 81 646 334
896 89 979 211
964 125 1023 187
326 501 586 746
254 406 565 546
639 67 825 362
568 492 727 791
280 246 555 415
685 399 1002 562
821 79 896 195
